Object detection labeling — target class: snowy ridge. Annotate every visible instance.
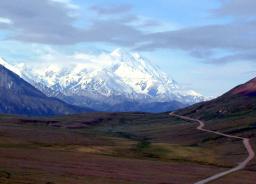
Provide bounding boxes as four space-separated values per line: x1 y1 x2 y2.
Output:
0 49 205 111
0 58 23 77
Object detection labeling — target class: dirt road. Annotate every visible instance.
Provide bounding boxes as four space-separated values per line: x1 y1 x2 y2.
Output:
170 112 255 184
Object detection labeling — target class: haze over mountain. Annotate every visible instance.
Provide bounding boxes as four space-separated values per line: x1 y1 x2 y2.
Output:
0 59 92 116
177 77 256 119
2 49 205 112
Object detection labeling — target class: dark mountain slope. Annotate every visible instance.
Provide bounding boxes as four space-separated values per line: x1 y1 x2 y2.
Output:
230 78 256 96
177 77 256 120
0 65 92 116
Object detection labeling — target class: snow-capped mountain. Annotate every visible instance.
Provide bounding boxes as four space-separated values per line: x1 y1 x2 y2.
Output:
1 49 205 112
0 58 92 116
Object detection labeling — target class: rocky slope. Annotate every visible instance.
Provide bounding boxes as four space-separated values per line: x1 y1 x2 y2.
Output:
0 62 92 116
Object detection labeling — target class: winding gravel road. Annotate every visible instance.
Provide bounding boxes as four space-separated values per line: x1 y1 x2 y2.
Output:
170 112 255 184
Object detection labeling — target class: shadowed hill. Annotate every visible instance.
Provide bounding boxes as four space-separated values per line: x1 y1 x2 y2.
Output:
0 65 93 116
177 77 256 120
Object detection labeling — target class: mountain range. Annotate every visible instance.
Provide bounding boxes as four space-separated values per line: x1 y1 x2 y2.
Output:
0 49 205 113
0 62 92 116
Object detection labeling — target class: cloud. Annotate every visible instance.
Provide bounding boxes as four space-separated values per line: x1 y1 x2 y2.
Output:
0 1 148 45
135 21 256 63
214 0 256 19
134 0 256 63
0 17 12 29
137 21 256 51
51 0 79 10
206 50 256 64
0 0 79 43
0 0 255 64
91 4 132 15
0 17 12 25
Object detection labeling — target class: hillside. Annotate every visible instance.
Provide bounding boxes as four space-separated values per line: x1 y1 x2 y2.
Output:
177 77 256 120
0 64 92 116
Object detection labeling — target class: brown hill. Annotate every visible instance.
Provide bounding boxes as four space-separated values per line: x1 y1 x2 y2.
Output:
230 78 256 96
177 77 256 119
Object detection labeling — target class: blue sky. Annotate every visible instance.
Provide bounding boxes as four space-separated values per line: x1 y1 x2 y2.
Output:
0 0 255 97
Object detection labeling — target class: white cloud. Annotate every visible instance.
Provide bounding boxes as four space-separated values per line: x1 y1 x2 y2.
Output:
0 17 12 24
50 0 79 10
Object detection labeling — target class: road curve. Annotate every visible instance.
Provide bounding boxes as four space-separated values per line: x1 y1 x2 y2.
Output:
170 112 255 184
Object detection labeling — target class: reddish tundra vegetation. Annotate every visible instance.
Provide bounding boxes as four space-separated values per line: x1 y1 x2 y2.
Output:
0 110 255 184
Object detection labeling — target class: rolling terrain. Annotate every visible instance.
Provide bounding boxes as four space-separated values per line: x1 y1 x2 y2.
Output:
0 110 255 183
177 77 256 120
0 77 255 183
0 0 254 184
176 77 256 182
171 112 255 184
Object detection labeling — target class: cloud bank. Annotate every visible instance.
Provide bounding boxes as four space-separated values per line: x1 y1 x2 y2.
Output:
0 0 255 63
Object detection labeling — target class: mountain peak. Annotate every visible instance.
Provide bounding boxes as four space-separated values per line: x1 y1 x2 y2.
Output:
0 57 22 77
111 48 129 57
110 48 139 64
0 57 6 64
0 57 11 68
1 52 205 112
132 52 143 60
110 49 144 63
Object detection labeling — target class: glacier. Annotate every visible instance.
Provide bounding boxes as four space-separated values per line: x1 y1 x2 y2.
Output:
0 49 205 112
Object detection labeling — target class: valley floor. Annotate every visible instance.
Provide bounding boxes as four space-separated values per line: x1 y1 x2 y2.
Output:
0 112 255 184
0 148 226 184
